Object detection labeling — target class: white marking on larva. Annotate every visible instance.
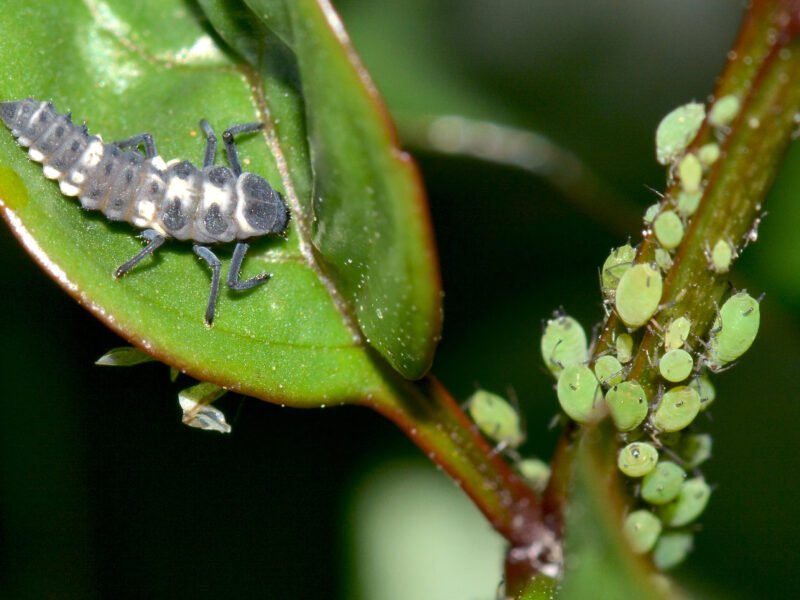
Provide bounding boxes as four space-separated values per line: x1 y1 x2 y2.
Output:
132 215 156 229
43 165 62 180
151 155 167 170
81 140 104 168
233 178 257 236
28 147 44 162
202 182 233 210
17 136 31 147
164 158 180 168
29 102 48 126
69 171 86 185
166 176 196 202
136 199 156 221
59 180 80 196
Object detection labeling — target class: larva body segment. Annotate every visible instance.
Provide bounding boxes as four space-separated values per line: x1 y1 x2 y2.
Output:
0 97 290 325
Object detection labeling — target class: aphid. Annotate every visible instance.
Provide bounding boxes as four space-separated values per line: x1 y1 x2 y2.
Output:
652 530 693 571
697 142 720 166
556 364 603 424
677 153 702 193
641 461 686 505
466 389 524 449
708 94 741 128
676 190 702 218
540 313 588 376
517 458 551 493
623 510 662 555
618 441 659 478
664 316 691 351
615 263 663 329
601 244 636 299
593 354 625 387
689 374 716 411
178 381 231 433
616 333 635 364
643 202 661 225
654 248 673 273
679 433 713 468
655 102 706 165
706 291 761 371
651 385 701 432
710 239 734 274
606 380 648 432
653 210 684 251
0 98 290 325
658 348 694 383
658 476 712 527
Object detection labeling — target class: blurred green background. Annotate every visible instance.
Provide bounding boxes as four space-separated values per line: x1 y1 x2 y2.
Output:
2 1 799 598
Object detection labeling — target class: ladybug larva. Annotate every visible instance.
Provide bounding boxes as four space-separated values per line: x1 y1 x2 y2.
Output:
0 98 290 325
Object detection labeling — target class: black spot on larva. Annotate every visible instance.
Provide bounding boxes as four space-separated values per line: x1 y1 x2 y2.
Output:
54 126 64 139
150 181 160 194
111 146 120 157
203 203 228 235
88 185 103 200
207 166 233 186
173 161 195 179
38 112 48 123
162 199 187 232
110 197 125 211
104 162 113 176
125 170 134 183
70 140 80 152
241 174 288 233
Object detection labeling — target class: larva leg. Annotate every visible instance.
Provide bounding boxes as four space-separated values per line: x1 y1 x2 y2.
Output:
193 245 222 326
113 133 157 159
114 229 166 278
222 122 263 176
199 119 217 168
226 242 271 291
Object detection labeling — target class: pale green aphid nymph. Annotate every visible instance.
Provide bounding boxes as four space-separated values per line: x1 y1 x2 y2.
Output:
653 210 685 251
710 239 734 274
655 102 706 165
653 530 694 571
623 510 663 554
601 244 637 299
594 354 625 387
606 380 648 432
615 333 635 363
467 389 524 448
641 461 686 505
678 153 703 194
664 316 691 351
706 291 760 371
659 476 712 527
655 248 673 273
652 385 701 432
659 348 694 383
615 263 663 329
618 441 659 477
556 365 603 424
540 314 588 376
517 458 551 493
708 94 741 128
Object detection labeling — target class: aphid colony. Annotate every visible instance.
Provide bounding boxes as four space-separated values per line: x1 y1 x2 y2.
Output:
0 98 290 325
462 92 761 573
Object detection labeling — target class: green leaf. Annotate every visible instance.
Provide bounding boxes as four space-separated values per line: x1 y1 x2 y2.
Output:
0 0 441 409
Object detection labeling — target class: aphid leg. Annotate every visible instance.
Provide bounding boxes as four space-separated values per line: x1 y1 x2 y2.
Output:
193 245 223 326
226 242 271 291
222 122 265 176
199 119 217 168
114 229 166 278
113 133 157 159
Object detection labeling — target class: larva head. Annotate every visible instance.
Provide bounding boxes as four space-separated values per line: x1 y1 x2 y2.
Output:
0 98 48 137
235 173 289 239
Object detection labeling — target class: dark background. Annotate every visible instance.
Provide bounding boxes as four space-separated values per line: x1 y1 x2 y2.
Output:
3 1 800 598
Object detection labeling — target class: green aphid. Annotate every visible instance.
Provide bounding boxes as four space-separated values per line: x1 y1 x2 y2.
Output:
708 94 741 128
678 153 703 193
654 248 673 273
655 102 706 165
643 202 661 225
615 263 663 329
467 389 524 448
679 432 713 469
653 210 685 251
710 239 734 274
689 374 716 411
659 477 712 527
594 355 625 387
556 365 604 424
698 142 720 166
517 458 551 494
601 244 637 299
652 385 701 432
623 510 662 555
541 314 589 376
706 291 761 371
653 530 694 571
616 333 635 364
659 348 694 383
676 190 702 218
178 382 230 434
664 316 691 351
606 381 648 432
618 441 659 477
641 461 686 505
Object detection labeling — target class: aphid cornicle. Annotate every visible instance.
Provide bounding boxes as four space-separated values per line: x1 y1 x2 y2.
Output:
0 98 290 325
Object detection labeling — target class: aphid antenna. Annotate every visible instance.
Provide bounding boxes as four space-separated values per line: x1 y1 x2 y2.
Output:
587 322 603 357
546 412 563 431
642 183 666 200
